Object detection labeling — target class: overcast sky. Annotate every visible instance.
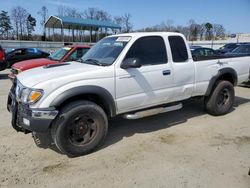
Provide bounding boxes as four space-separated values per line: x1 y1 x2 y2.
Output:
2 0 250 34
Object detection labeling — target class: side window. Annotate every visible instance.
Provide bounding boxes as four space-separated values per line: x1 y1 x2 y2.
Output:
125 36 167 65
169 36 188 62
13 49 23 56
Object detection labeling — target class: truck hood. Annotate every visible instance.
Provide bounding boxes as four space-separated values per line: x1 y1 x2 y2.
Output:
12 58 58 71
17 62 110 87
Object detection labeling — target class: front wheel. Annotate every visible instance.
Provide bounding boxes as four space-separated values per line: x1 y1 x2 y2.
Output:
51 100 108 157
205 80 235 116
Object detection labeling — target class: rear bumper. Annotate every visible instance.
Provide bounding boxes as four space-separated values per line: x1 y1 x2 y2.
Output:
7 91 58 133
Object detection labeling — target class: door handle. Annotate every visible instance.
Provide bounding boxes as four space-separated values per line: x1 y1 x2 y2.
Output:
163 70 171 76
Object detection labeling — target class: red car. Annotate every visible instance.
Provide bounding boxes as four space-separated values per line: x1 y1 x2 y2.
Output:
9 45 90 79
0 45 6 71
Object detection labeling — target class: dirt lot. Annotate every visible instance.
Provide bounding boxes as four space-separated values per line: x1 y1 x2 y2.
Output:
0 70 250 188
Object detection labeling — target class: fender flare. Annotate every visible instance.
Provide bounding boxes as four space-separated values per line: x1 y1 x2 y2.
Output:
50 86 116 117
205 68 238 96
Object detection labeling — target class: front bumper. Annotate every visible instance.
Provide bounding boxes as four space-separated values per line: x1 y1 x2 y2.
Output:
7 87 58 133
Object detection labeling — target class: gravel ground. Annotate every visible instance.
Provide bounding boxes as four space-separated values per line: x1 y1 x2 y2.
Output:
0 70 250 188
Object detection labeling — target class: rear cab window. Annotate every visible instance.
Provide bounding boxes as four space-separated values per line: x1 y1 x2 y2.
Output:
168 36 188 63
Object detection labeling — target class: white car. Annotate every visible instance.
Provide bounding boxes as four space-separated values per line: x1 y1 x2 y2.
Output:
7 32 250 156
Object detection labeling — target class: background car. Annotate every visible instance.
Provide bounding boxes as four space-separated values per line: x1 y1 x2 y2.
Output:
216 43 241 54
0 45 6 71
6 48 50 68
9 45 90 79
225 44 250 57
192 47 222 61
190 45 202 51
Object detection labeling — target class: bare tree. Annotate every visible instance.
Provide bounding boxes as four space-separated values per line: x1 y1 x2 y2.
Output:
11 6 29 39
122 13 133 33
198 23 206 40
11 8 19 39
82 8 99 41
57 5 67 17
114 16 123 26
164 19 174 31
213 24 226 39
38 6 48 40
188 19 199 41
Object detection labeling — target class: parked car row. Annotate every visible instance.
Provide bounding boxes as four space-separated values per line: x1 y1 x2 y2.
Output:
190 43 250 61
9 45 90 79
0 47 50 71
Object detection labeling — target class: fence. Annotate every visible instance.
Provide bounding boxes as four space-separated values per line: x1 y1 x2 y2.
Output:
0 40 94 53
1 36 250 52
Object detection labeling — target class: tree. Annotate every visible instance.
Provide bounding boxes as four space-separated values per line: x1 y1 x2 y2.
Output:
11 6 29 39
114 16 123 27
82 7 99 42
0 11 12 39
213 24 226 39
38 6 48 40
188 19 197 41
205 22 213 40
27 14 36 39
164 19 174 31
122 13 133 33
83 8 112 41
198 23 206 40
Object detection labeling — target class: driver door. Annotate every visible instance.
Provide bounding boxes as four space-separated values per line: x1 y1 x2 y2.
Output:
115 36 174 114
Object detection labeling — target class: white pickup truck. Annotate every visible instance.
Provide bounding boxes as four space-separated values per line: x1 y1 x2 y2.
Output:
7 32 250 156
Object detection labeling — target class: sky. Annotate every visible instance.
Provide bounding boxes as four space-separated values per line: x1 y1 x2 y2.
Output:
1 0 250 34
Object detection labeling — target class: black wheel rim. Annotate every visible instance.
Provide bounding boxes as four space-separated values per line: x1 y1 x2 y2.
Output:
217 88 230 107
68 114 98 146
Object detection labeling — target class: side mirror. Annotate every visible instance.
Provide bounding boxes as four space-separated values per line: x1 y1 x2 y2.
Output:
121 58 141 69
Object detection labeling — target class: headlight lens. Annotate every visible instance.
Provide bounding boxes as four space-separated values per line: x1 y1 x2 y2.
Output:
20 88 43 104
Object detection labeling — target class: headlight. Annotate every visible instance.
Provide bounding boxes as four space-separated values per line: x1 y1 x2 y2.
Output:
20 88 43 104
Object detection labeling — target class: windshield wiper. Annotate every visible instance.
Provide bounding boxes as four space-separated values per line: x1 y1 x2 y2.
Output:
80 58 107 66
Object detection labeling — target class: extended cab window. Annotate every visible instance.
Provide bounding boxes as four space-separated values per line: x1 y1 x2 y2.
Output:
125 36 167 65
169 36 188 62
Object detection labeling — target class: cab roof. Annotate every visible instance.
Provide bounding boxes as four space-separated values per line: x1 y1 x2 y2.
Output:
110 32 184 38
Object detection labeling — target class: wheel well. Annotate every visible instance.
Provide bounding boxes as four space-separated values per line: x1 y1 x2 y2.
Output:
58 94 113 117
217 73 236 86
205 71 237 96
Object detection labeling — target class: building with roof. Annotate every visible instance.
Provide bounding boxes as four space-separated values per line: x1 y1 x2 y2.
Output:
44 16 121 42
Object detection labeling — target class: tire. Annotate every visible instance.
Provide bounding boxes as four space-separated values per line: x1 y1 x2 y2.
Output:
51 100 108 157
205 80 235 116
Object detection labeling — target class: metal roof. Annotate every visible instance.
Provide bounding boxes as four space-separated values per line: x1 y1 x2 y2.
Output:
45 16 121 30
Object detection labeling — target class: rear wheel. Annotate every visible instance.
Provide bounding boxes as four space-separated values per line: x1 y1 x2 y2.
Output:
205 80 235 116
51 100 108 157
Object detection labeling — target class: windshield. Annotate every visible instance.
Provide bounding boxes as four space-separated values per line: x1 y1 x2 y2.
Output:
49 47 72 61
81 36 131 66
232 45 250 54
